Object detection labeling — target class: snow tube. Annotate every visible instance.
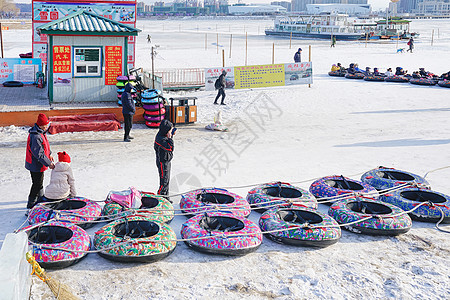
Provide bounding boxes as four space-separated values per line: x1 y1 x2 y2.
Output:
102 192 174 223
328 71 346 77
363 75 385 82
409 78 437 86
19 52 32 58
145 121 161 128
116 81 136 88
181 212 262 255
116 75 136 81
259 205 341 247
380 188 450 223
3 81 24 87
143 102 164 111
328 197 412 235
345 73 365 79
180 188 251 218
94 216 176 263
361 167 430 191
144 114 165 122
246 182 317 213
141 97 161 105
309 175 378 204
385 76 409 83
117 94 137 100
28 197 102 229
24 220 90 269
144 108 166 116
437 80 450 88
141 89 161 99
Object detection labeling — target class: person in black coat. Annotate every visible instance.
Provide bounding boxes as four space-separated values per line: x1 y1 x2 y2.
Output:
121 82 136 142
154 119 175 197
214 70 227 105
294 48 302 63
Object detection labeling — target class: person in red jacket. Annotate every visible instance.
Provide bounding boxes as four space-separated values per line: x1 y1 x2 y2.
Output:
25 113 55 210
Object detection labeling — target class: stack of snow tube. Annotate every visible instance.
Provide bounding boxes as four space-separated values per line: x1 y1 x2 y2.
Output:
437 80 450 88
116 75 138 106
345 73 365 79
181 211 262 255
385 76 409 83
409 78 437 86
142 89 165 128
364 75 385 82
328 71 346 77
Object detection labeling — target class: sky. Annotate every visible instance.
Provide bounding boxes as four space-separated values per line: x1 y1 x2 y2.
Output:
13 0 391 11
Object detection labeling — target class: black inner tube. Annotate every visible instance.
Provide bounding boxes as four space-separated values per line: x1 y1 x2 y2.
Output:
197 192 235 204
347 201 392 215
376 171 415 181
28 225 73 244
44 200 86 210
200 215 245 232
277 209 323 225
262 187 302 198
113 220 160 239
325 179 364 191
140 196 160 209
400 191 446 203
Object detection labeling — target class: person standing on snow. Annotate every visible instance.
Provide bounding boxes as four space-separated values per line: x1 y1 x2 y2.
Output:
407 38 414 53
331 36 336 48
25 113 55 210
214 70 227 105
121 82 136 142
154 120 175 198
294 48 302 63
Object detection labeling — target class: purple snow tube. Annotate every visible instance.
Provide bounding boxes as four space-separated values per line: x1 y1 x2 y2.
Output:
143 103 164 111
144 114 165 122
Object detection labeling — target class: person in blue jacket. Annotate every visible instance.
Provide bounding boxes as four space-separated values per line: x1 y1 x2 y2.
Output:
154 120 175 198
294 48 302 63
121 82 136 142
25 113 55 210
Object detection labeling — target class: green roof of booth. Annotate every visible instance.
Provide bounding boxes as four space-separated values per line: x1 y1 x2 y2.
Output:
37 10 141 36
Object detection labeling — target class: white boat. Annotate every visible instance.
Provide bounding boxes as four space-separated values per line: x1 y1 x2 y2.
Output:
265 13 363 41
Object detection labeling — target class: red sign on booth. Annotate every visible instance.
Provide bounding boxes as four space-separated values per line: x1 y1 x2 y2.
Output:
105 46 123 85
53 46 71 73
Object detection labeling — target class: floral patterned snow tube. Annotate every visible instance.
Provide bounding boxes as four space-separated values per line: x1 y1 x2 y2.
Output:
28 197 102 228
437 80 450 88
361 167 430 191
409 78 437 86
24 220 90 269
181 211 262 255
180 188 251 218
345 73 364 79
328 71 346 77
247 182 318 212
328 197 412 235
102 192 174 223
309 175 378 204
380 188 450 223
363 75 384 82
94 216 176 263
259 205 341 247
385 75 409 83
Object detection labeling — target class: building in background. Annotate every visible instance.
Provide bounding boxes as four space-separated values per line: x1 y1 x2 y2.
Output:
416 0 450 14
271 1 292 11
397 0 419 13
292 0 368 12
307 3 371 14
228 4 287 15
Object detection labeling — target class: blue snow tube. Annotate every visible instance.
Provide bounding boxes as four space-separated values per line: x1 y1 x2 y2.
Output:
361 167 430 191
3 81 24 87
437 80 450 88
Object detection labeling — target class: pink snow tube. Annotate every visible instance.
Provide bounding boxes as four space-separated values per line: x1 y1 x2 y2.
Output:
180 188 251 218
144 108 166 116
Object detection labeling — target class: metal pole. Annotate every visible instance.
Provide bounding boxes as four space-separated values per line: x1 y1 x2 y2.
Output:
205 33 207 50
290 32 292 49
0 23 4 58
272 43 274 64
365 33 368 48
308 45 311 88
431 29 434 46
245 32 248 66
222 49 225 67
151 46 155 89
229 34 232 58
216 33 219 54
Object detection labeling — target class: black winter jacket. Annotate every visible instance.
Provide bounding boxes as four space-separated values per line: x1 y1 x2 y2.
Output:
121 83 136 115
154 120 174 163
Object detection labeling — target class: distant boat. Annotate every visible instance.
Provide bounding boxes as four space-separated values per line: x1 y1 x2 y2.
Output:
265 13 363 41
354 17 420 40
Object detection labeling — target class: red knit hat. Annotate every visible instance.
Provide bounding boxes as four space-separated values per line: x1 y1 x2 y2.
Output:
36 113 49 126
58 151 71 163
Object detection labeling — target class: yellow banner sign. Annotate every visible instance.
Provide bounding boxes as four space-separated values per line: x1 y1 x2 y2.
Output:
234 64 285 89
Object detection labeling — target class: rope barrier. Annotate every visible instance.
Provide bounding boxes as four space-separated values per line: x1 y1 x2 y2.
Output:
423 165 450 179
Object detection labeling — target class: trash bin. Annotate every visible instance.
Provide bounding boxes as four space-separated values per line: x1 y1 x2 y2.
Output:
165 97 197 125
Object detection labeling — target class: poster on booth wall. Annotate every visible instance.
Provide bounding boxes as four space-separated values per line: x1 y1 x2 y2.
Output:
0 58 42 84
33 43 47 62
33 2 136 23
53 73 72 86
284 62 313 85
52 45 71 73
105 46 123 85
204 67 235 91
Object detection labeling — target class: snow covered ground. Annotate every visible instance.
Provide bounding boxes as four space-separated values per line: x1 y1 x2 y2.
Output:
1 18 450 299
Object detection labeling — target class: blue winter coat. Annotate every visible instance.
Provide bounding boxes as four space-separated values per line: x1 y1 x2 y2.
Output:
121 83 136 115
294 52 301 63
